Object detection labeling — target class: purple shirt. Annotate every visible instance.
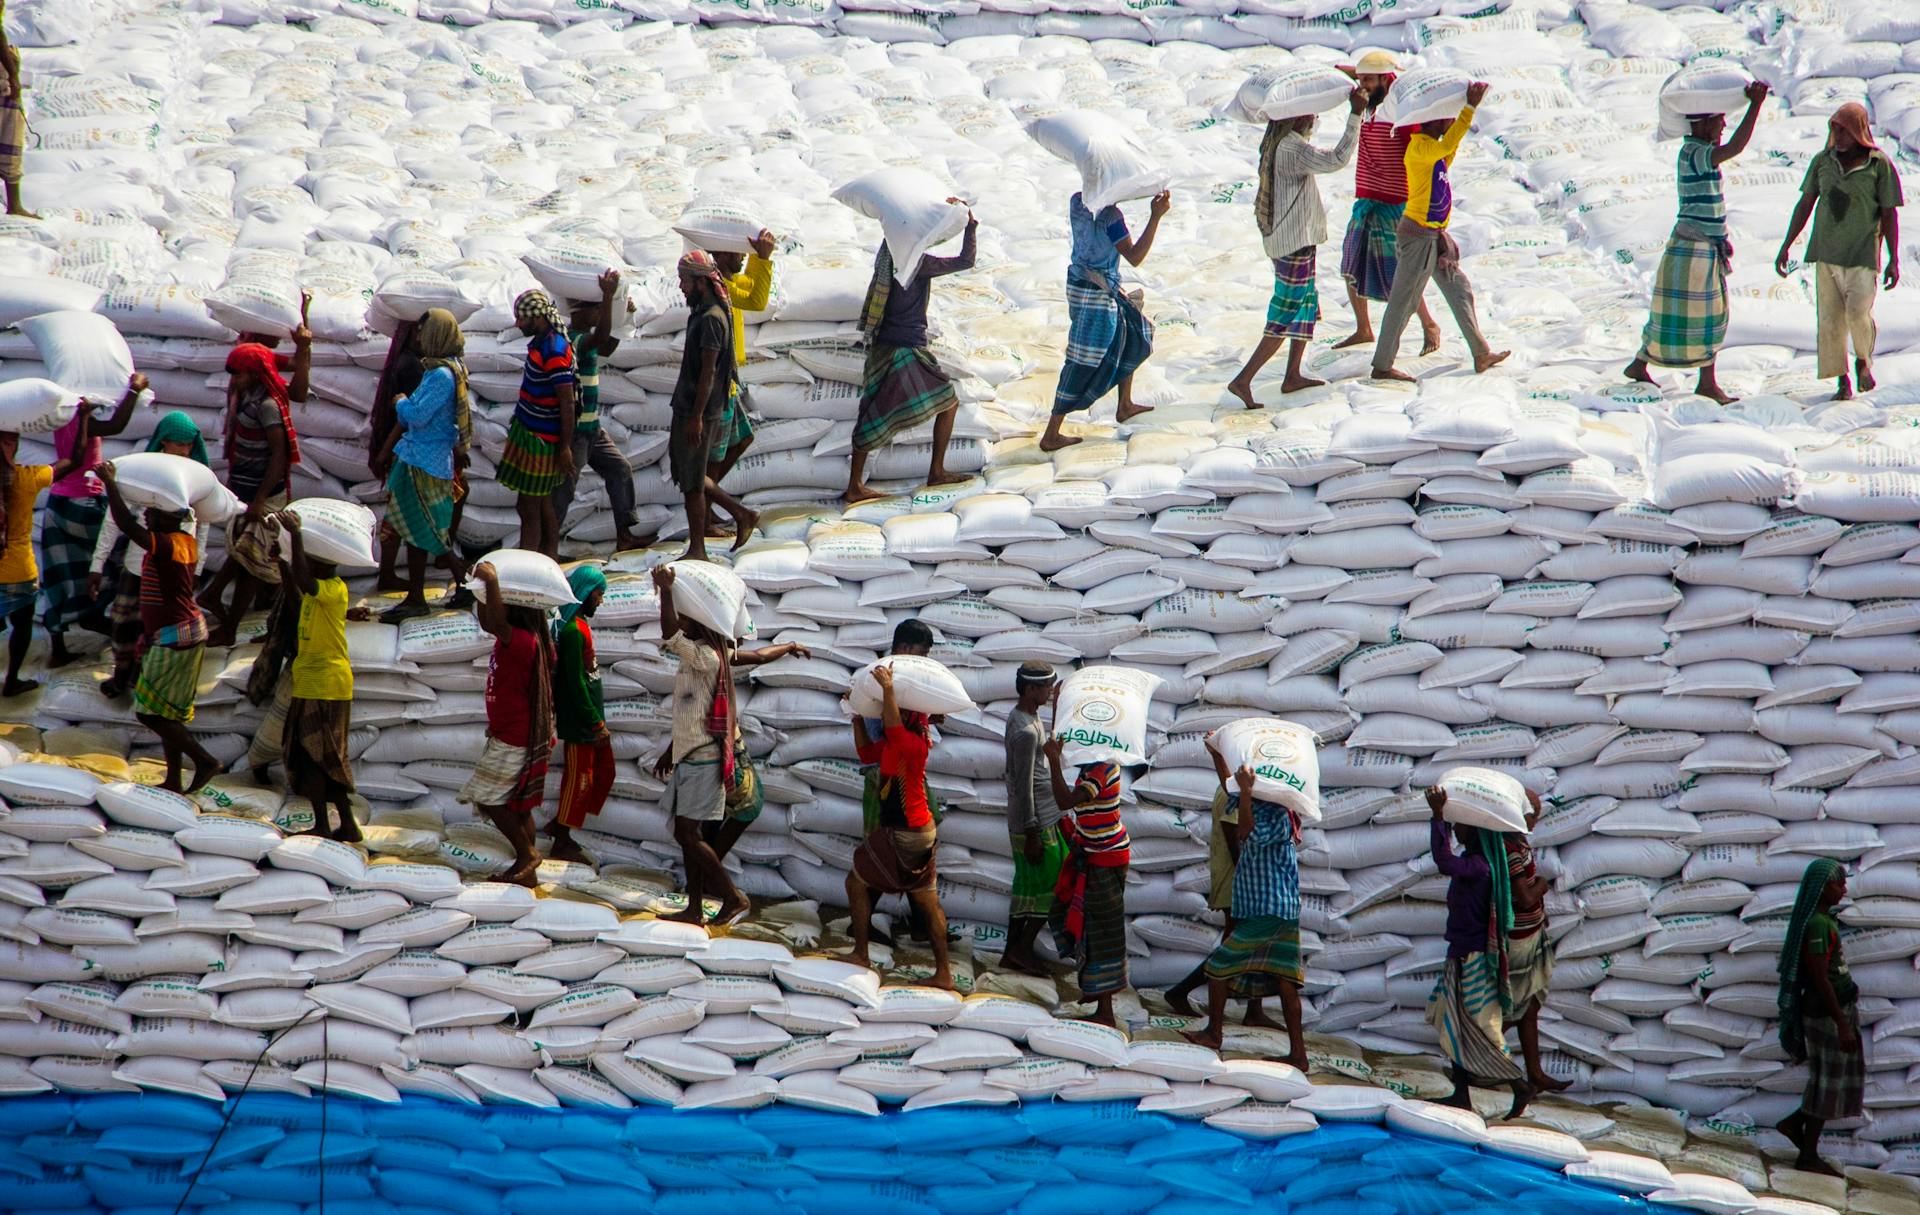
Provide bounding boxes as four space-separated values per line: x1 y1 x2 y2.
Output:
1432 818 1491 959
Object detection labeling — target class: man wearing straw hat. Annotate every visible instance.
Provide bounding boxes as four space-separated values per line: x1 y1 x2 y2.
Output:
1331 50 1442 356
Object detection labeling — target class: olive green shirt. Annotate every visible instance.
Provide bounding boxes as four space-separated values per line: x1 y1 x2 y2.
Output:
1801 149 1903 270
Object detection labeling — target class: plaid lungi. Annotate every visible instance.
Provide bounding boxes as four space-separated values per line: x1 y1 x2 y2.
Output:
284 695 354 793
40 495 105 633
497 418 563 497
0 103 25 185
225 496 288 584
1265 248 1320 341
1009 823 1068 922
133 643 204 723
246 670 293 772
459 734 548 815
1070 862 1129 997
385 461 454 556
1637 232 1730 369
709 383 755 466
1801 1006 1865 1120
1341 198 1404 303
1427 951 1525 1083
1204 914 1304 999
0 579 37 618
1053 269 1153 417
852 824 937 895
854 344 957 454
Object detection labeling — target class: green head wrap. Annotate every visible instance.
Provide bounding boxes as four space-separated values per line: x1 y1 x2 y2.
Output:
148 411 208 466
556 563 608 631
1777 856 1845 1060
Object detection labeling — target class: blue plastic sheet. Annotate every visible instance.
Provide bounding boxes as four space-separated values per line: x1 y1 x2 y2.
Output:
0 1094 1687 1215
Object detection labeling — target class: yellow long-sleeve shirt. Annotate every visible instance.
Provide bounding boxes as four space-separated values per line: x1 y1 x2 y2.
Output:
726 254 773 369
1403 105 1475 230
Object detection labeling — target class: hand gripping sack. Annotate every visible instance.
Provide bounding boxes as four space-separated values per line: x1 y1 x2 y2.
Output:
665 560 749 640
16 311 135 404
107 453 240 524
846 655 974 718
1657 60 1753 141
0 378 82 434
521 234 628 306
471 548 575 610
1054 665 1162 768
1025 111 1170 213
831 169 970 287
1382 67 1472 129
1438 766 1530 833
671 201 765 256
279 499 379 569
1212 717 1322 822
1224 64 1356 124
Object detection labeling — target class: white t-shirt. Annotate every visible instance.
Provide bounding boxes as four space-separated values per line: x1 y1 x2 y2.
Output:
666 634 722 763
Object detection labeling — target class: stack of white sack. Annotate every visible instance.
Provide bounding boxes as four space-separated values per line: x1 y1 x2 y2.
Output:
1 0 1920 1182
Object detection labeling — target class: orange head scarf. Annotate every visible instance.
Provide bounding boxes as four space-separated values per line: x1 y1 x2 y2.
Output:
1829 102 1876 152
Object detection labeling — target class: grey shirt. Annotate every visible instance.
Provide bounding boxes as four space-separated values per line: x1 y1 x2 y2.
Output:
1005 708 1062 834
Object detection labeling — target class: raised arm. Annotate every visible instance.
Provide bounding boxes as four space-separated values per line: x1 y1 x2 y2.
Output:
731 235 776 311
1234 764 1257 846
874 662 902 733
922 215 978 278
1292 95 1366 174
1115 192 1170 268
472 560 509 643
286 301 313 404
651 564 681 641
591 269 622 356
279 510 316 599
50 411 92 484
1042 736 1086 811
733 640 808 668
1427 790 1488 878
90 373 150 439
1714 81 1769 166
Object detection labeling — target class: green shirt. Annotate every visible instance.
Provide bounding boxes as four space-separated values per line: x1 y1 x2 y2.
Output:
1803 909 1859 1008
1802 149 1903 270
553 617 605 745
567 324 605 435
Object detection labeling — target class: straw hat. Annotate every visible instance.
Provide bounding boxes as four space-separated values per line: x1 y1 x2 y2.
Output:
1352 50 1400 75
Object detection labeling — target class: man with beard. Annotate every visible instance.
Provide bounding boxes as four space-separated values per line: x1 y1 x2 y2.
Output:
1332 51 1442 356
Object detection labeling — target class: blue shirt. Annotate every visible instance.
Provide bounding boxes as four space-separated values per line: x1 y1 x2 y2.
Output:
1230 799 1300 922
394 366 459 481
1068 193 1127 280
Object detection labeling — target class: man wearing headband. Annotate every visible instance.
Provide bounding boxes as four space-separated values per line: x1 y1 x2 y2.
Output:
1002 661 1064 976
498 289 577 559
1776 102 1903 401
1332 50 1442 356
669 251 759 562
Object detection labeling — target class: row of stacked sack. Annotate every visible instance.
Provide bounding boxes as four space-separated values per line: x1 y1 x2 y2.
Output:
0 0 1918 1178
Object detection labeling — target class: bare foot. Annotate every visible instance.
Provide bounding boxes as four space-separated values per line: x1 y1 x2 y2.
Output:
928 968 955 992
1037 433 1083 453
663 905 706 925
1 679 40 698
331 817 364 845
1181 1026 1223 1050
729 510 759 552
503 861 539 889
1114 402 1154 425
1280 375 1325 395
1699 385 1739 405
1507 1082 1535 1120
1372 367 1417 383
48 647 77 671
999 950 1047 978
1439 1086 1472 1111
1797 1156 1842 1178
614 532 645 553
844 482 887 506
204 631 236 650
1285 1051 1309 1072
375 573 408 594
846 947 872 969
546 835 591 866
1088 1006 1117 1029
186 757 229 795
1226 379 1261 410
1474 350 1511 374
1420 325 1443 356
925 470 969 488
1164 986 1198 1017
1529 1071 1572 1093
1858 362 1877 393
1623 359 1657 385
1833 379 1854 401
1331 331 1373 350
714 897 751 928
1244 1005 1281 1031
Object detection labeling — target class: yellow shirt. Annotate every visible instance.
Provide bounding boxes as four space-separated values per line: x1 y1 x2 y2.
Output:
0 465 53 585
726 254 774 370
1404 105 1475 230
291 576 353 701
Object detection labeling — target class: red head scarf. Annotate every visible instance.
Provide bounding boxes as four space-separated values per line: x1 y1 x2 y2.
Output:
1829 102 1875 152
678 249 732 309
224 342 299 468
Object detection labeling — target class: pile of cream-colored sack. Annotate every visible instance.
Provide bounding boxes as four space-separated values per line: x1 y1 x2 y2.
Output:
5 0 1920 1180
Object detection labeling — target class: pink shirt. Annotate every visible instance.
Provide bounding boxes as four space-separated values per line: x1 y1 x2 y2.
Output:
49 414 102 499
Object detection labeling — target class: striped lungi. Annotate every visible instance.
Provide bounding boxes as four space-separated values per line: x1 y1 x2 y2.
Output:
1009 823 1068 922
1427 951 1525 1083
1053 269 1153 417
710 382 755 465
225 496 287 584
40 494 105 633
133 643 205 723
1204 915 1303 999
1502 927 1553 1015
285 695 354 793
854 344 956 454
1636 232 1730 369
0 580 37 619
852 824 937 896
245 670 293 772
497 418 563 497
1264 248 1320 341
1341 198 1404 303
1052 860 1128 998
1801 1005 1865 1120
459 734 548 815
0 103 25 185
385 461 454 556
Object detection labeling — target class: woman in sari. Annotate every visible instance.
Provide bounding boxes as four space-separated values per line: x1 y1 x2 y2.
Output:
1042 740 1132 1027
90 412 208 699
374 308 470 623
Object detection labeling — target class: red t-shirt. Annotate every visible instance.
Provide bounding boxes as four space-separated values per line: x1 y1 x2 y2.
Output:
486 627 539 747
1356 115 1412 204
877 724 932 830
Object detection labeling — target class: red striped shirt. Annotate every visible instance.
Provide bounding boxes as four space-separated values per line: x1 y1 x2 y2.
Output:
1355 116 1411 204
